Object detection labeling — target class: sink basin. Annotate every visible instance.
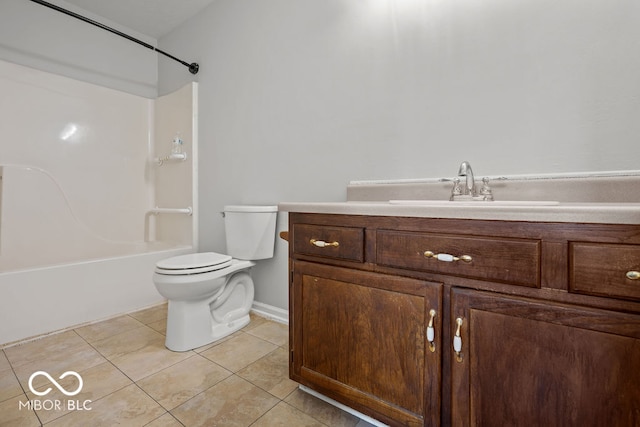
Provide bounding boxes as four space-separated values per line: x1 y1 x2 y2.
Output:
389 200 560 207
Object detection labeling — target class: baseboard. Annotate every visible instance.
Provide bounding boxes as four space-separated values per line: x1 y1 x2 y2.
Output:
251 301 289 324
299 385 388 427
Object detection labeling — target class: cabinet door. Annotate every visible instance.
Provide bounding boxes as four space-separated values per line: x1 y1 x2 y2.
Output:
291 261 443 427
450 288 640 427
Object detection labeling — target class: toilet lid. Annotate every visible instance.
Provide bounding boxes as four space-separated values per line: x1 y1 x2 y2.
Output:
155 252 232 275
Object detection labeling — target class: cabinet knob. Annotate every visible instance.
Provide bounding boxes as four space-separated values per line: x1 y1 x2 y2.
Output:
310 239 339 248
626 271 640 280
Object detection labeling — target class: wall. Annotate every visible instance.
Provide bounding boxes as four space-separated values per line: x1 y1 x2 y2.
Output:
0 0 158 98
158 0 640 312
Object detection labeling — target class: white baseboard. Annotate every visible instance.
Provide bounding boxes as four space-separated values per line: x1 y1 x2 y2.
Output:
251 301 288 324
299 385 388 427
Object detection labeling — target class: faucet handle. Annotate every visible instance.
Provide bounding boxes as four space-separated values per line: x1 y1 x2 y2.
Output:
450 178 463 201
480 177 494 201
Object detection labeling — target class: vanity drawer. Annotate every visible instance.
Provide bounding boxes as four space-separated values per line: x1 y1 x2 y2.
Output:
570 242 640 301
377 230 541 287
293 224 364 262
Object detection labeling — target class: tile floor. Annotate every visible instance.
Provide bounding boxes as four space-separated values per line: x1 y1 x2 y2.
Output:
0 304 376 427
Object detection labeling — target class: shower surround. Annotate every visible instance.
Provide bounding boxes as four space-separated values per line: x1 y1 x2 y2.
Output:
0 60 197 345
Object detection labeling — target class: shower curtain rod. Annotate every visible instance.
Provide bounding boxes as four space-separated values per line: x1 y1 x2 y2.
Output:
29 0 199 74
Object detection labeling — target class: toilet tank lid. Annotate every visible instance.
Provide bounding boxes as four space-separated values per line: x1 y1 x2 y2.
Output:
223 205 278 213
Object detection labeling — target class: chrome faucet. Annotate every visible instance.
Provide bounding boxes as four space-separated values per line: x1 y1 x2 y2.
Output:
449 161 494 201
457 161 476 197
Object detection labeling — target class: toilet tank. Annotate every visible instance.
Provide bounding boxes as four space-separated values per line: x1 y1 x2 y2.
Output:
223 205 278 260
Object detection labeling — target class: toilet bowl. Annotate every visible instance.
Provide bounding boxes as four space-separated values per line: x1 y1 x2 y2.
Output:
153 205 277 352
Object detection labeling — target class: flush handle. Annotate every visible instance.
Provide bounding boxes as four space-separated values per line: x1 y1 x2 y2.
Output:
310 239 339 248
427 309 437 353
424 251 472 263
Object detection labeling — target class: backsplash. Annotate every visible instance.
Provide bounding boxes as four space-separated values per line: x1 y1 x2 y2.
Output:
347 171 640 203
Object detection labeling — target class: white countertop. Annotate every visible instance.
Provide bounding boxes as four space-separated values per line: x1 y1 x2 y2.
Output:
278 201 640 224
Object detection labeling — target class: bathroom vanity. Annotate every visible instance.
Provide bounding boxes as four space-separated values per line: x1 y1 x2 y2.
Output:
280 174 640 427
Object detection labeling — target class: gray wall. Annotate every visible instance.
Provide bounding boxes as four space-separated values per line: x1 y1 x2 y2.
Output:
0 0 158 97
2 0 639 312
158 0 640 311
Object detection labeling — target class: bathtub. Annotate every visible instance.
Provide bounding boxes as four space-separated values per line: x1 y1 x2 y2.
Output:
0 244 192 346
0 66 199 347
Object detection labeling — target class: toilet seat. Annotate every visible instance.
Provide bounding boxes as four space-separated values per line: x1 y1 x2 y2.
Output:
155 252 232 275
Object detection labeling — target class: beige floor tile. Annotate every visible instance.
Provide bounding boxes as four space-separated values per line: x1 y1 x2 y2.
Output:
285 388 362 427
200 332 278 372
147 319 167 335
4 330 87 369
145 412 185 427
137 354 232 410
0 394 41 427
0 350 10 371
27 361 133 424
129 303 168 325
252 401 327 427
12 343 106 392
0 368 23 403
91 325 165 359
2 314 318 427
237 347 297 399
74 315 144 343
109 342 193 382
46 384 166 427
171 375 279 427
246 321 288 347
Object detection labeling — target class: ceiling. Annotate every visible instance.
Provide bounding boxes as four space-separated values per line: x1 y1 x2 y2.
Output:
63 0 217 39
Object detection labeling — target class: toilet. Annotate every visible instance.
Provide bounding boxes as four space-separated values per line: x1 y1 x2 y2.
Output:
153 205 278 352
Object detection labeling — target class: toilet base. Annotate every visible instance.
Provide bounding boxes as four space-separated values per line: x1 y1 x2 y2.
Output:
165 304 252 352
211 313 250 341
163 269 255 352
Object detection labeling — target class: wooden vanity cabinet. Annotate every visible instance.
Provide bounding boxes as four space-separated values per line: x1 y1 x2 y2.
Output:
288 213 640 427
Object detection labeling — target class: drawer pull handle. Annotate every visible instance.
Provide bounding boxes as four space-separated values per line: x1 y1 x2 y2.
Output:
453 317 464 362
427 309 436 353
626 271 640 280
424 251 472 263
310 239 339 248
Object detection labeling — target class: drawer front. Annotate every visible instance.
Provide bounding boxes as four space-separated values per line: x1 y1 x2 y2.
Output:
377 230 541 287
570 242 640 301
293 224 364 262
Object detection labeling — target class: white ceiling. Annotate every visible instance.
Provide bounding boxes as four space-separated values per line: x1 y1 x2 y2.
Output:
63 0 217 39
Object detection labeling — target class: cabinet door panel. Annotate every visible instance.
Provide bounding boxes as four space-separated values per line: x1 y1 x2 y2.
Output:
450 288 640 427
291 261 442 426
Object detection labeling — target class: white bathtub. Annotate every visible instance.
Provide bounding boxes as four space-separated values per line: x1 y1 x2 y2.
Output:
0 65 199 347
0 244 192 346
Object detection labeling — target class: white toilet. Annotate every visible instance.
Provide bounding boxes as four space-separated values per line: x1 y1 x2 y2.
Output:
153 205 278 352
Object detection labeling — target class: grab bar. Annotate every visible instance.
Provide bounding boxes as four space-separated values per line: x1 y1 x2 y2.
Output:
148 207 193 216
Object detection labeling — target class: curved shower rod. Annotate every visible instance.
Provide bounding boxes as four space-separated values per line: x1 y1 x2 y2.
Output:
29 0 199 75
